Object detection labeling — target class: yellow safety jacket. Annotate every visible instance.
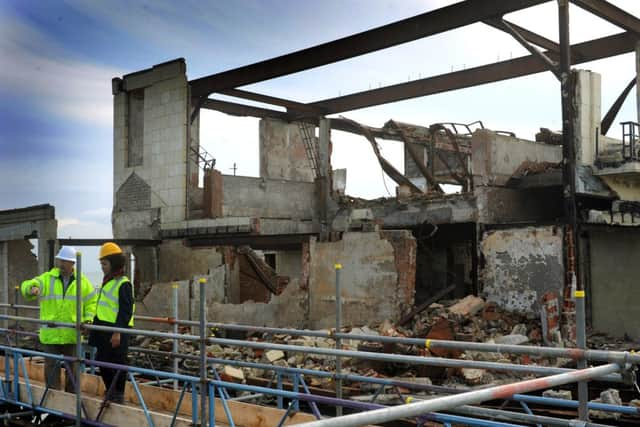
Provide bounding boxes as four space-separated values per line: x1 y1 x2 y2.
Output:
96 276 134 327
21 268 97 344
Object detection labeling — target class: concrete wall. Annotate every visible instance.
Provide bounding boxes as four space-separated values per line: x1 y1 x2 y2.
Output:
259 118 314 182
472 130 562 187
575 70 601 166
113 59 189 236
308 231 416 328
156 240 223 283
589 228 640 339
222 175 315 220
207 278 308 327
481 226 564 315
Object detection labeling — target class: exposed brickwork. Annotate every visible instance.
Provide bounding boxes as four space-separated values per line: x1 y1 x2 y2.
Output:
203 169 223 218
382 230 417 313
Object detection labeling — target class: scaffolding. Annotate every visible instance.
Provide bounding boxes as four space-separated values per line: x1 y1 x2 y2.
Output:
1 254 639 426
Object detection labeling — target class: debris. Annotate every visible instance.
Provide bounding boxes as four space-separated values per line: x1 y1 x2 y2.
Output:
461 368 486 385
589 389 622 420
510 324 527 336
542 389 572 400
220 366 245 382
448 295 485 317
494 334 529 346
265 349 285 362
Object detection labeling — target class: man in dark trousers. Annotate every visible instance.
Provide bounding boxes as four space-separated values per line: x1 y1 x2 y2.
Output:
89 242 134 404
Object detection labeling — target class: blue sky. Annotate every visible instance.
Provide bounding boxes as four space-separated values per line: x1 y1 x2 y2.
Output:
1 0 639 275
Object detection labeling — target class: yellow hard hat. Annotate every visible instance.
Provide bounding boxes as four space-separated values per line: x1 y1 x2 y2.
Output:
99 242 123 259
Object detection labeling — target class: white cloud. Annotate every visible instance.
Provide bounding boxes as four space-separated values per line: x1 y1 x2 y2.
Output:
0 10 122 127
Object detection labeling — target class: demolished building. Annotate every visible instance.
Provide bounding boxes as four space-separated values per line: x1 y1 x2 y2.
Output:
1 1 640 425
107 53 639 340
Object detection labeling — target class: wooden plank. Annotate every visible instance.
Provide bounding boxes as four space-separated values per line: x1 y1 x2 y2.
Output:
13 381 194 427
0 356 319 426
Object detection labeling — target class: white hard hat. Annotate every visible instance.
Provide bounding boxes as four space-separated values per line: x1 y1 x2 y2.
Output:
55 246 77 262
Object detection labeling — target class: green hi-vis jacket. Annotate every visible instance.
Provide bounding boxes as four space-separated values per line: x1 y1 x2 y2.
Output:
96 276 134 327
21 267 97 344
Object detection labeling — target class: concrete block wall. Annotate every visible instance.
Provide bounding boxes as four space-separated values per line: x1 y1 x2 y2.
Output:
113 59 189 237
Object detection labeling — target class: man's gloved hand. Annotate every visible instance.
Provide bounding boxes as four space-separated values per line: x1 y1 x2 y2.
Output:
29 286 40 296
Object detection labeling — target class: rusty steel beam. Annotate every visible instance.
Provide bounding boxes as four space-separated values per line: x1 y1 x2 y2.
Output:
484 18 560 52
189 0 549 98
570 0 640 35
310 31 637 114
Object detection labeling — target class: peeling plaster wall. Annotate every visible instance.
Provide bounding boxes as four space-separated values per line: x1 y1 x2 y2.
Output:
308 231 416 329
481 226 564 315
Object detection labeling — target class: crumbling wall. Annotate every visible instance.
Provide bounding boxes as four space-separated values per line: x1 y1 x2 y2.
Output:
589 228 640 339
481 226 563 316
471 130 562 187
156 240 223 283
259 118 314 182
7 240 39 326
308 231 416 329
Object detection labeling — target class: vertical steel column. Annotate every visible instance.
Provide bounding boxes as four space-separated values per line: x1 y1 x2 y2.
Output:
199 277 207 427
636 41 640 124
558 0 587 420
1 243 7 332
172 282 179 390
335 263 343 417
75 252 83 427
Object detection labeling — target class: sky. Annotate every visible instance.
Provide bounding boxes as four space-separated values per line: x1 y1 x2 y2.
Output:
1 0 639 277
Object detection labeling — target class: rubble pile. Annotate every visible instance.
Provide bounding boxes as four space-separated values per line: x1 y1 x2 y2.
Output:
120 294 638 409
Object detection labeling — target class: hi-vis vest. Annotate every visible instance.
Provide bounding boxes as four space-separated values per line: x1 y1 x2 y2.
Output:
20 268 97 344
96 276 135 327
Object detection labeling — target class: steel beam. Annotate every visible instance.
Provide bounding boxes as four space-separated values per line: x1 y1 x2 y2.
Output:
189 0 549 97
571 0 640 35
310 31 636 114
219 88 326 115
200 98 289 120
484 18 560 52
498 19 561 79
601 76 636 134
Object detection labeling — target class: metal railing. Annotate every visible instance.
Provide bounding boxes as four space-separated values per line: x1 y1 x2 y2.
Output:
1 254 639 426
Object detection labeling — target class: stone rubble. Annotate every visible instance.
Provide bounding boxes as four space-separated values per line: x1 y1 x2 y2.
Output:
122 295 639 415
